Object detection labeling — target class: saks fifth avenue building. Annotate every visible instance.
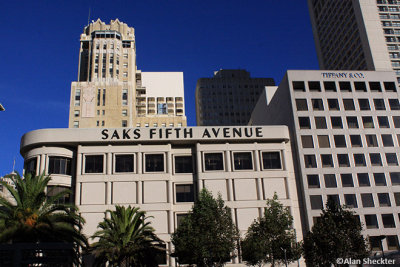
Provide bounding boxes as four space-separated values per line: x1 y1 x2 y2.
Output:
20 126 303 266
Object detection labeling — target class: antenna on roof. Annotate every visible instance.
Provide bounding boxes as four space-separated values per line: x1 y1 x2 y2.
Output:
87 7 91 26
12 158 15 173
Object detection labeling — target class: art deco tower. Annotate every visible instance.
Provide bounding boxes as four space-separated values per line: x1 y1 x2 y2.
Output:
69 19 186 128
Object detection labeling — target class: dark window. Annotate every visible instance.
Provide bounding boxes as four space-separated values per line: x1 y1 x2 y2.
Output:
378 193 391 207
47 186 70 204
357 173 370 187
374 173 387 186
175 156 194 173
145 154 164 172
366 134 378 147
341 174 354 187
369 81 382 92
355 82 367 92
358 99 370 110
382 134 394 147
334 135 347 148
394 192 400 206
346 117 359 128
350 135 362 147
310 195 323 210
354 154 366 166
115 154 134 173
327 194 340 206
292 81 305 91
307 175 320 188
343 99 355 110
301 135 314 148
308 81 321 91
321 154 334 167
85 155 104 173
317 135 330 148
373 99 386 110
176 184 194 202
315 117 327 129
337 154 350 167
384 81 396 92
393 116 400 128
387 236 400 250
299 117 311 129
331 117 343 128
304 155 317 168
382 214 396 228
378 116 390 128
176 214 188 227
370 153 382 166
339 81 352 91
323 81 336 91
24 157 37 176
234 152 253 170
48 157 71 175
390 172 400 185
362 116 374 128
262 152 281 169
386 153 398 166
328 99 340 110
312 99 324 110
344 194 358 208
204 153 224 171
389 99 400 110
324 174 337 188
361 194 375 208
295 99 308 111
365 215 378 229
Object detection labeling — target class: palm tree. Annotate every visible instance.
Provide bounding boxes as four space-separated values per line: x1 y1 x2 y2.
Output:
90 205 164 267
0 172 87 262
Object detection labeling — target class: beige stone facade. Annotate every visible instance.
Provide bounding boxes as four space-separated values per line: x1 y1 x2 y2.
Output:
68 19 186 129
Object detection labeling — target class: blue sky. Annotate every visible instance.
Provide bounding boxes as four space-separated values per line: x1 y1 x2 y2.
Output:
0 0 318 174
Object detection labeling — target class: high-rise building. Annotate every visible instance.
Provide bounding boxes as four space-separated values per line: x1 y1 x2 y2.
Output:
69 19 186 128
251 70 400 252
195 69 275 126
308 0 400 82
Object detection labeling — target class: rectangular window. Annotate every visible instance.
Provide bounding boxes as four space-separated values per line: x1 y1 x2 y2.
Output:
393 116 400 128
337 154 350 167
24 157 37 176
358 99 370 110
145 154 164 172
323 81 336 91
308 81 321 91
47 185 70 204
373 99 386 110
304 155 317 168
387 236 400 250
389 99 400 110
262 152 282 169
331 117 343 128
357 173 370 187
115 154 134 173
324 174 337 188
75 89 81 106
295 99 308 111
355 82 367 92
299 117 311 129
73 121 79 128
370 153 382 166
233 152 253 170
307 174 320 188
382 214 396 228
378 116 390 128
74 110 80 117
344 194 358 208
311 99 324 110
350 135 362 147
292 81 305 91
390 172 400 185
122 120 127 127
301 135 314 148
97 89 101 106
343 99 355 110
103 89 106 106
366 134 378 147
327 195 340 206
176 184 194 203
346 117 359 128
361 193 374 208
394 192 400 206
384 81 396 92
378 193 391 207
365 214 378 229
122 89 128 105
354 154 366 166
374 173 387 186
339 81 352 91
204 153 224 171
315 117 327 129
386 153 398 166
310 195 323 210
328 99 340 110
157 103 168 114
317 135 330 148
175 156 194 173
85 155 104 173
362 116 374 128
369 82 382 92
382 134 394 147
341 174 354 187
334 135 346 148
48 157 71 175
122 110 127 117
321 154 334 167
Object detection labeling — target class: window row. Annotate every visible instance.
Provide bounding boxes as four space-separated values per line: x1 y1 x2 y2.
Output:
307 172 400 188
304 153 400 168
301 134 400 149
295 98 400 112
299 115 400 129
292 80 397 92
24 157 72 176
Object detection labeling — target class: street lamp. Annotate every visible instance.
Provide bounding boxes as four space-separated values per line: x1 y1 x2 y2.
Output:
377 235 387 267
281 247 288 267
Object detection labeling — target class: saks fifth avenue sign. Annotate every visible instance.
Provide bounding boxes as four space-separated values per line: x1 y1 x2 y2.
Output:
101 127 264 141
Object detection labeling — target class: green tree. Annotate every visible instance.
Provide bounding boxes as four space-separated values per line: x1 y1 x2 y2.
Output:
241 193 302 267
171 188 239 267
0 172 87 261
90 205 164 267
303 199 369 266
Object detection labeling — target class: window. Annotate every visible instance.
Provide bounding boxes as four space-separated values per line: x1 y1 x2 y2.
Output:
122 109 127 117
233 152 253 170
157 103 168 114
74 110 80 117
75 89 81 106
394 192 400 206
358 99 370 110
311 99 324 110
204 153 224 171
343 99 355 110
378 193 391 207
382 214 396 228
354 82 367 92
47 186 70 204
357 173 370 187
307 175 320 188
373 99 386 110
122 89 128 105
387 236 400 250
321 154 334 167
344 194 358 208
370 153 382 166
339 81 352 91
317 135 330 148
24 157 37 176
350 135 362 147
331 117 343 128
369 82 382 92
365 214 378 229
262 152 282 169
390 172 400 185
310 195 323 210
324 174 337 188
176 184 194 202
341 174 354 187
354 154 366 166
382 134 394 147
315 117 327 129
85 155 104 173
292 81 305 91
174 156 193 173
145 154 164 172
308 81 321 91
366 135 378 147
73 121 79 128
299 117 311 129
304 155 317 168
389 99 400 110
384 81 396 92
97 89 101 106
337 154 350 167
386 153 398 166
328 99 340 110
346 117 359 128
122 120 127 127
361 193 374 208
295 99 308 111
374 173 387 186
334 135 346 148
115 154 134 173
378 116 390 128
362 116 374 128
176 213 188 228
327 195 340 206
393 116 400 128
48 157 71 175
301 135 314 148
323 81 336 91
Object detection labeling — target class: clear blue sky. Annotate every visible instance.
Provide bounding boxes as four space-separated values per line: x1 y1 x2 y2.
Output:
0 0 318 175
